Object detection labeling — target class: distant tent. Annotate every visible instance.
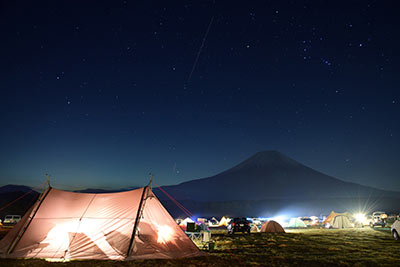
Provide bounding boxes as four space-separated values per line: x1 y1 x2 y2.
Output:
323 211 353 229
218 216 230 227
250 224 260 233
260 220 285 233
179 217 195 231
309 216 319 226
288 218 307 228
331 215 352 229
0 186 202 260
208 217 219 227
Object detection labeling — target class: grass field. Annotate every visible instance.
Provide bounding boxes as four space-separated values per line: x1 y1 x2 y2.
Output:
0 227 399 266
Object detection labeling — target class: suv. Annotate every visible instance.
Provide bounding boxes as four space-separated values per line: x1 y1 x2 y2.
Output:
227 217 251 234
3 215 21 225
392 220 400 240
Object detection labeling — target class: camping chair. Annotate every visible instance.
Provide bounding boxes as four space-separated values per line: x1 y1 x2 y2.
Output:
186 222 202 242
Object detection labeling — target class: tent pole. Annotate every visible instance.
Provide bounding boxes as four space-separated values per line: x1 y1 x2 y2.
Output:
126 186 148 257
7 184 52 255
45 173 51 187
126 175 154 257
148 173 153 190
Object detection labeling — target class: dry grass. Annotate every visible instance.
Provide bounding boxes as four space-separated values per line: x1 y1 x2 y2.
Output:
1 227 399 266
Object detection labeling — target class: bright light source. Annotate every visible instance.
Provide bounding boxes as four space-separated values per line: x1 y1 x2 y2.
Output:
270 215 288 227
157 225 174 244
355 213 366 223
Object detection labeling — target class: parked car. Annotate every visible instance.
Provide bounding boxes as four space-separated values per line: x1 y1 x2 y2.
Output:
3 215 21 225
392 220 400 240
300 217 313 226
227 217 251 234
370 211 387 228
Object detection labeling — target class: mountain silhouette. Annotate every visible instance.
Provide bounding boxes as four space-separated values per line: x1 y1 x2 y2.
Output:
1 152 399 218
0 185 39 220
0 184 33 194
155 151 398 202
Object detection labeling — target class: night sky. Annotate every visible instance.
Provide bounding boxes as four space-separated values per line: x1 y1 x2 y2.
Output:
1 1 399 191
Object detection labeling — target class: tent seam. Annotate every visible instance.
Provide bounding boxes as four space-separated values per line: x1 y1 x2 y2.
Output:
59 194 97 259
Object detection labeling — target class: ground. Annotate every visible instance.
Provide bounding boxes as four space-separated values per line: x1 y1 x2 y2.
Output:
0 227 399 266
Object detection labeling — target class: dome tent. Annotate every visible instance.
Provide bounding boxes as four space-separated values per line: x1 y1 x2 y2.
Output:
260 220 285 233
288 218 307 228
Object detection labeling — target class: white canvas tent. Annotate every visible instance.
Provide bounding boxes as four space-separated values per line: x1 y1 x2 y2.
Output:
323 211 353 229
288 218 307 228
331 215 353 229
0 185 202 260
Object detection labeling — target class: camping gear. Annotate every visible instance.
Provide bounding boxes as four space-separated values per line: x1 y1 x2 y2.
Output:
260 220 285 233
186 222 197 232
208 241 215 251
0 186 202 260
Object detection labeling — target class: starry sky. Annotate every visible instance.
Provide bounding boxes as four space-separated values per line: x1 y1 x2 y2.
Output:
1 1 399 191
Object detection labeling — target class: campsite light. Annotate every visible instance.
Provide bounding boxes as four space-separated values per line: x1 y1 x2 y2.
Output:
355 213 366 223
157 225 174 244
46 223 71 252
270 215 288 227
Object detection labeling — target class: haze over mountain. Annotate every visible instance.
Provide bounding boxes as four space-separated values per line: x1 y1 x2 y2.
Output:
155 151 399 202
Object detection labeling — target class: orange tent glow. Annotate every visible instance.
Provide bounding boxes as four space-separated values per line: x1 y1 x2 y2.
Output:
0 186 202 260
260 220 285 233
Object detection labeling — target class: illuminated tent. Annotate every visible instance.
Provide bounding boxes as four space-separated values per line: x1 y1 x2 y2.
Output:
178 217 195 231
0 186 202 260
250 224 260 233
323 211 352 229
207 217 219 227
260 220 285 233
288 218 307 228
331 215 352 229
218 216 230 227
